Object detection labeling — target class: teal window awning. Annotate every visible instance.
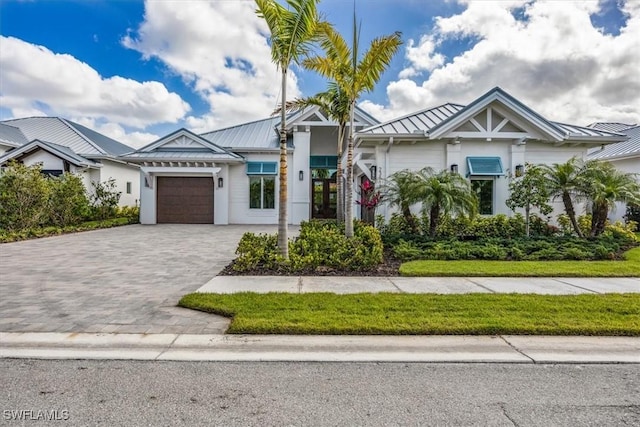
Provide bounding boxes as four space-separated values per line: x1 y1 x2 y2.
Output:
247 161 277 175
466 157 504 176
310 155 338 169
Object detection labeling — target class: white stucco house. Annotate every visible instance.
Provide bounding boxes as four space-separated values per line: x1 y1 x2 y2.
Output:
121 86 628 225
0 117 140 206
588 122 640 221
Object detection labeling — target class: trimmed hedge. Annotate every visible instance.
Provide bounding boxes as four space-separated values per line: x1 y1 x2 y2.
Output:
233 220 384 273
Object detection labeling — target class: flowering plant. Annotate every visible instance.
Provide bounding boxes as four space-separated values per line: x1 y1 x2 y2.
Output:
356 178 382 210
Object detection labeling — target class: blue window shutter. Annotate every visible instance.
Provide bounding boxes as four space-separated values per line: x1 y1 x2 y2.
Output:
247 162 277 175
466 157 504 176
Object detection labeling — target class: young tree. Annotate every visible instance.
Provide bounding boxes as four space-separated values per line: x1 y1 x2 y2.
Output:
256 0 321 258
581 160 640 236
540 157 585 237
506 163 553 237
416 168 478 237
382 169 423 234
303 19 402 237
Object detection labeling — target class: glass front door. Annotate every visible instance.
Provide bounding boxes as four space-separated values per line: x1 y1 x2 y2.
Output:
312 178 337 219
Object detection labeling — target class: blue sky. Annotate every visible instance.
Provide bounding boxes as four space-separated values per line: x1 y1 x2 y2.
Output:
1 0 638 147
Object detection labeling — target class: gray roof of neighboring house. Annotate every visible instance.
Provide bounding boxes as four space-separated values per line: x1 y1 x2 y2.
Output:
0 117 133 157
552 122 627 139
358 103 465 135
588 122 637 133
200 117 281 150
0 123 29 147
588 125 640 161
0 139 98 167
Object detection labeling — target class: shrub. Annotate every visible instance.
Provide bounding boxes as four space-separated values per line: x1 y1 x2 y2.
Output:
0 161 51 231
90 178 121 220
48 173 90 227
233 221 384 273
626 203 640 224
233 232 280 272
116 206 140 224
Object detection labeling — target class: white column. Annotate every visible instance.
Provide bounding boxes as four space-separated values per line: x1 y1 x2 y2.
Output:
291 126 311 224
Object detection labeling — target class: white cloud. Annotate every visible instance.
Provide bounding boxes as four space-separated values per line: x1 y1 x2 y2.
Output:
123 0 301 131
362 0 640 126
0 36 190 129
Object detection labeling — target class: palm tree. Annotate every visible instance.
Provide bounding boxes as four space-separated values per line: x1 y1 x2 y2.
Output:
416 168 478 237
256 0 321 258
279 84 350 221
581 160 640 236
382 169 423 234
303 19 402 237
541 157 584 237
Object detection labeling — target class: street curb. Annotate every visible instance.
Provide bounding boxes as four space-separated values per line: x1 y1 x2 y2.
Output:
1 333 639 363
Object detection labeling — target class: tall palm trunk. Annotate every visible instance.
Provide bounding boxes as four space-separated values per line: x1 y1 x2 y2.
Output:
336 123 345 222
278 69 289 258
345 101 356 237
562 191 582 237
591 202 608 237
401 203 419 234
429 204 440 237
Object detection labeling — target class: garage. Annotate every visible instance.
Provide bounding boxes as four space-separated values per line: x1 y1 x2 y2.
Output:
156 177 214 224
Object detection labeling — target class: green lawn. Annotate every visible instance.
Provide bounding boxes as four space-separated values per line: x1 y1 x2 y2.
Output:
399 247 640 277
179 293 640 336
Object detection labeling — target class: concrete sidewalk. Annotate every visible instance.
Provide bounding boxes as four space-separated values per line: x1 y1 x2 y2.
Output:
197 275 640 294
1 332 639 363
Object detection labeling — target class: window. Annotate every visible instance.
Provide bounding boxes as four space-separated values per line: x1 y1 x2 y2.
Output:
467 157 504 176
126 181 132 194
471 179 494 215
249 176 275 209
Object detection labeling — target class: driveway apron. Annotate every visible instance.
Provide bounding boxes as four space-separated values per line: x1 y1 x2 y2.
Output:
0 225 276 334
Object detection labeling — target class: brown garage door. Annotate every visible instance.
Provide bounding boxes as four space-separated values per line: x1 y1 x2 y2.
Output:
156 177 214 224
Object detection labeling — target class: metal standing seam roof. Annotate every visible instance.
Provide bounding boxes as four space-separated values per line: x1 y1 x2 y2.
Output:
0 139 97 167
588 125 640 160
358 103 465 135
122 151 244 161
588 122 637 133
0 123 29 147
200 117 280 149
0 117 133 157
551 122 627 139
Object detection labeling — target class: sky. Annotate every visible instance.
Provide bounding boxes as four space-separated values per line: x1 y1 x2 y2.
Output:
1 0 639 148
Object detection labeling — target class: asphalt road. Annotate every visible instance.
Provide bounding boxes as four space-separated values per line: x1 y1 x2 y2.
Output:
1 360 639 426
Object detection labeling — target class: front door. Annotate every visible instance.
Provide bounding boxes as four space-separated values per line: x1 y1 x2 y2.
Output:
312 178 337 219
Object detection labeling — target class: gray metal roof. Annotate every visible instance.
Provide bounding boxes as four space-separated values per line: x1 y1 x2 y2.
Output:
123 151 244 162
200 117 280 149
0 123 28 147
0 117 133 157
358 103 465 135
0 139 98 167
552 122 627 139
588 122 637 133
588 125 640 160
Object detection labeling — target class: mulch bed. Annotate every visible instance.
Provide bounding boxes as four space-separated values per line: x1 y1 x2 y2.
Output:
219 250 402 277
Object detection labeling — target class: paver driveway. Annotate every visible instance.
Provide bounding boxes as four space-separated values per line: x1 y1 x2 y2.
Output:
0 224 277 334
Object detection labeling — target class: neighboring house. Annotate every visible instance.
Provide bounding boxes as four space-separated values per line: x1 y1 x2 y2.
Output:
353 87 627 222
121 108 379 224
122 86 627 225
588 122 640 222
0 117 140 206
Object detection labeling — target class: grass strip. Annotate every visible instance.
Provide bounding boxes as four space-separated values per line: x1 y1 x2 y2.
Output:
399 247 640 277
179 293 640 336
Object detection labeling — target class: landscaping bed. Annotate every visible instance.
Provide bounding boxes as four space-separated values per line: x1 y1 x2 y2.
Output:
179 293 640 336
